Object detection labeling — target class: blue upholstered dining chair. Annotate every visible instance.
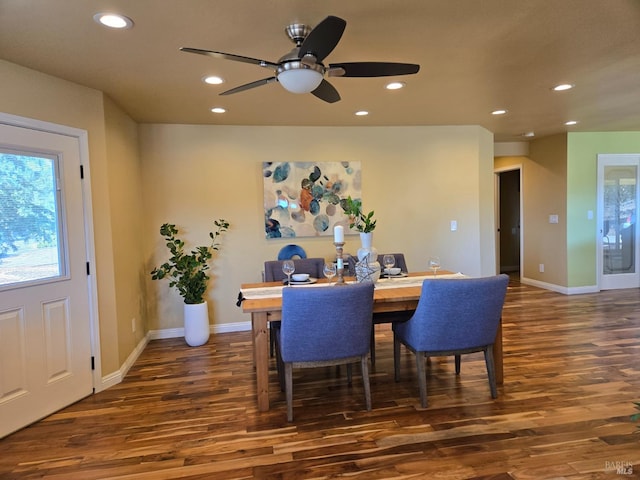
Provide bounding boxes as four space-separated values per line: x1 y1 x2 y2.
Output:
393 274 509 408
376 253 408 273
263 258 324 282
276 282 375 421
264 257 326 357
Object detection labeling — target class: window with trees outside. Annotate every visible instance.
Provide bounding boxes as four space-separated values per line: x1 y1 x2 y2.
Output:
0 149 66 288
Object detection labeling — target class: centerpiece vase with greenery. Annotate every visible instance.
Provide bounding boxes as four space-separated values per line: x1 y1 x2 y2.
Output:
151 219 229 346
340 196 380 282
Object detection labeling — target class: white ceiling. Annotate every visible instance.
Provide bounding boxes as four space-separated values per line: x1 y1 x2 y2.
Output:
2 0 640 142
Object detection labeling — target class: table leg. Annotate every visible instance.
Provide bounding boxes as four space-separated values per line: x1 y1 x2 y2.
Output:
252 311 270 411
493 318 503 385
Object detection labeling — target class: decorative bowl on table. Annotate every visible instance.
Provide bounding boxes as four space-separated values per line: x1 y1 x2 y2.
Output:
291 273 310 282
384 267 402 276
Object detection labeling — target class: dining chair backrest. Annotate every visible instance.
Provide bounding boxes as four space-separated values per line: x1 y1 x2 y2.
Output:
277 244 307 260
377 253 408 273
398 275 509 352
263 257 325 282
347 253 408 275
279 282 375 363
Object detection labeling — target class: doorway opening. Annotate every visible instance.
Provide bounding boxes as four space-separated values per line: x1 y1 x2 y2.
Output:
496 168 522 280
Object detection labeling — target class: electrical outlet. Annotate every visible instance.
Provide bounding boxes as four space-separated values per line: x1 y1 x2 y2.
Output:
539 264 544 273
131 318 136 333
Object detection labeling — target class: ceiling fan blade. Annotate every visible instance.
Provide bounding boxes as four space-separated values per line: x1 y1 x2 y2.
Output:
328 62 420 77
180 47 279 69
220 77 277 96
298 16 346 63
311 79 341 103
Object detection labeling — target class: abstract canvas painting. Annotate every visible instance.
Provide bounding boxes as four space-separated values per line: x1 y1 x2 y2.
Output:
263 161 361 238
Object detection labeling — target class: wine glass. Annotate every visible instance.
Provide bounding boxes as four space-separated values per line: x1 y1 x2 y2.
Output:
282 260 295 286
428 256 441 276
383 254 396 279
323 262 337 284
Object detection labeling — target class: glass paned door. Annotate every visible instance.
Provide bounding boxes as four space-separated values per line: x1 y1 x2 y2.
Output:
0 150 65 289
598 154 640 290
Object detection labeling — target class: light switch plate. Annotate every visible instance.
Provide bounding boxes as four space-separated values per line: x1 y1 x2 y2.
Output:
450 220 457 231
549 214 559 224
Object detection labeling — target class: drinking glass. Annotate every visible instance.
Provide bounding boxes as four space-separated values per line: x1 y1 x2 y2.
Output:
323 263 337 284
282 260 295 285
428 256 441 276
383 254 396 279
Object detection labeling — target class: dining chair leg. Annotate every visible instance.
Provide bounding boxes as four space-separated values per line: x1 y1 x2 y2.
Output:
347 363 353 385
285 363 294 422
455 354 461 374
361 356 372 411
416 352 428 408
393 335 401 381
484 345 498 399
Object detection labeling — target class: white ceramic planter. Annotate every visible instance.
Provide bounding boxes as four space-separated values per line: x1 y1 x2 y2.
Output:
356 232 381 283
183 301 210 347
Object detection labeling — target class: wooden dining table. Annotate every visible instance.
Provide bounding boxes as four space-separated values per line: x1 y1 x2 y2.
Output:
240 271 504 412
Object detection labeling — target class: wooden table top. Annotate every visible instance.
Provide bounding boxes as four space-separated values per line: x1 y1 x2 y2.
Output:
240 270 456 314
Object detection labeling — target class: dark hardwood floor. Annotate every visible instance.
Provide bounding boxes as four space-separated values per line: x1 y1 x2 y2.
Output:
1 280 639 479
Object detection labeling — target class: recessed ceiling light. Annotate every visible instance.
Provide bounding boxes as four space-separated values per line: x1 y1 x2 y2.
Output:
491 109 508 116
522 132 535 137
355 110 369 116
203 76 224 85
211 107 226 114
553 84 574 91
565 120 578 126
385 82 405 90
93 13 134 29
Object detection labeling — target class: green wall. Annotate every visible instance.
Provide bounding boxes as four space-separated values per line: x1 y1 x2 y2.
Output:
567 132 640 287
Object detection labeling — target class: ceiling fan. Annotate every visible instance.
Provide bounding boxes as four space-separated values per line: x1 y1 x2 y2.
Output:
180 15 420 103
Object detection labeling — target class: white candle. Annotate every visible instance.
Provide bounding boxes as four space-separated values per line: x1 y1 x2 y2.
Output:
333 225 344 243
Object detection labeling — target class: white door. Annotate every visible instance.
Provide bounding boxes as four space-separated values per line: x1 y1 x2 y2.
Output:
597 154 640 290
0 122 94 438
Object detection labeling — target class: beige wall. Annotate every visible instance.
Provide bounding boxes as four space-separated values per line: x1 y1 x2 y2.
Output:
140 124 497 330
103 97 147 365
495 134 568 287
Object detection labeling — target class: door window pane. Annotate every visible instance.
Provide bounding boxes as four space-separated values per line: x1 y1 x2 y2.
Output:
603 165 636 275
0 150 65 287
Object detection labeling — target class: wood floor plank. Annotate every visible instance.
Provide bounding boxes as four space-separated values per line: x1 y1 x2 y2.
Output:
1 279 639 479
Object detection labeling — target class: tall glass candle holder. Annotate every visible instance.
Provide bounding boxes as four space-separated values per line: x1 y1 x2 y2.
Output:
334 241 346 285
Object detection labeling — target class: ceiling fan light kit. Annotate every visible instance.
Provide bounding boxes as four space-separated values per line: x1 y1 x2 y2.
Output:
277 67 323 94
180 15 420 103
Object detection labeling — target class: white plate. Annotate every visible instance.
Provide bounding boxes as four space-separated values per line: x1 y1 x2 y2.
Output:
283 277 318 285
383 272 408 278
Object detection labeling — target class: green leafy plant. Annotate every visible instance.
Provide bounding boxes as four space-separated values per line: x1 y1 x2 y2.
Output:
632 401 640 432
340 196 376 233
151 219 229 304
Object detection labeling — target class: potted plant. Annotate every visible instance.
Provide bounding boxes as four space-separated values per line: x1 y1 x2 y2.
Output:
340 196 376 233
340 196 380 282
151 218 229 346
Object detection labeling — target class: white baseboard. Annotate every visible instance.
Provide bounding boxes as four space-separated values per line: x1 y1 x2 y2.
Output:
148 321 252 340
97 332 151 392
520 276 599 295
